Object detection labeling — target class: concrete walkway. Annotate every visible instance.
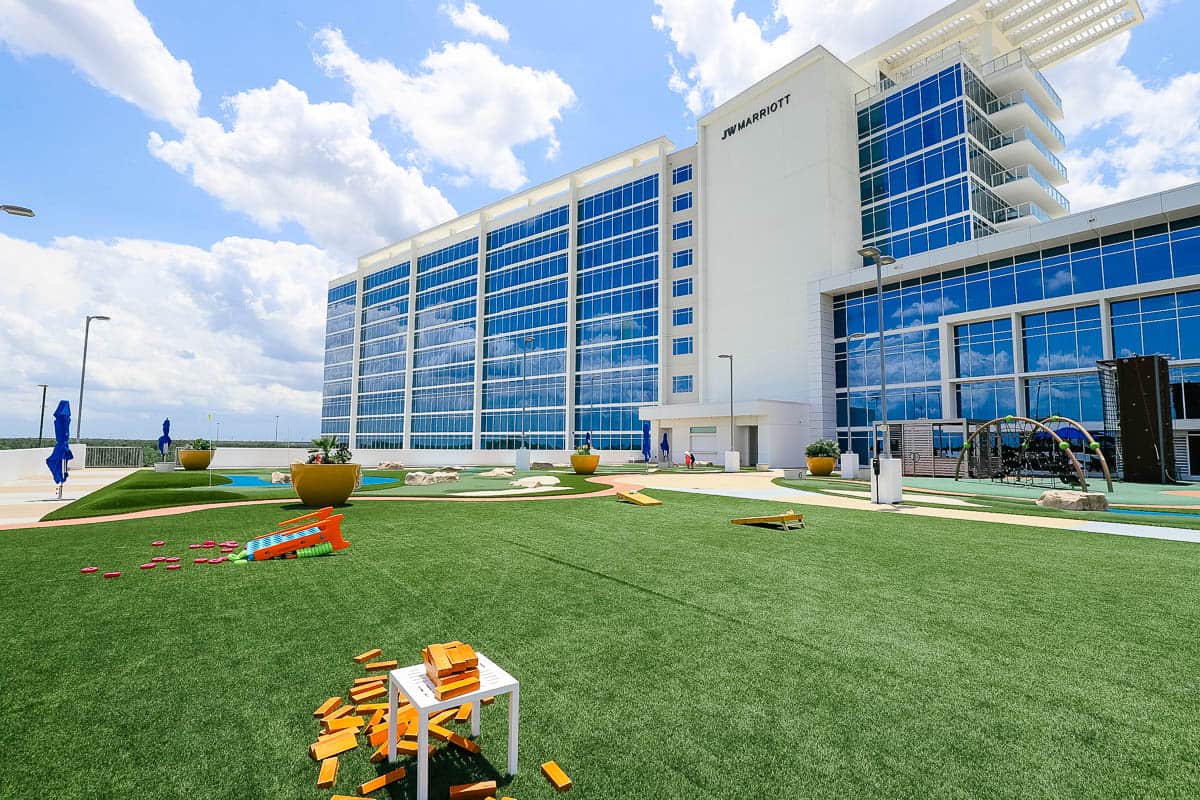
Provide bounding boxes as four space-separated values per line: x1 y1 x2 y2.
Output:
0 468 136 527
600 471 1200 545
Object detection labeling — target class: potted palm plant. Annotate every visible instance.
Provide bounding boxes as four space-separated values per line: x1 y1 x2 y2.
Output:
178 438 215 471
290 437 361 507
805 439 840 477
570 442 600 475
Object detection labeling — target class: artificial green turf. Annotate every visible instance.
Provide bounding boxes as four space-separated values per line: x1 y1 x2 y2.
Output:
3 491 1199 798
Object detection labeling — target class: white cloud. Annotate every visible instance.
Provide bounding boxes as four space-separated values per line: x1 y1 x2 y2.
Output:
316 29 575 192
651 0 943 114
0 0 199 127
0 233 338 440
439 1 509 43
148 80 456 258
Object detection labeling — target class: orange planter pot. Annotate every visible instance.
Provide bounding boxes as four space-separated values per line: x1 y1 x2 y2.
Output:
178 449 214 470
570 453 600 475
806 456 836 477
291 463 361 507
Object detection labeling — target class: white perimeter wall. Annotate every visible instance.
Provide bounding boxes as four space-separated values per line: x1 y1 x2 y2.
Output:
207 447 635 469
696 46 866 442
0 444 88 482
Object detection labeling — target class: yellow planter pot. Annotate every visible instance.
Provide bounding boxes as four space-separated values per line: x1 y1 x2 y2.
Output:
806 456 836 477
571 453 600 475
290 463 362 507
177 449 214 470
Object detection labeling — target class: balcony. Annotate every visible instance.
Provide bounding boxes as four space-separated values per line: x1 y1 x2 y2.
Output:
989 165 1071 217
977 49 1063 119
990 201 1053 232
989 127 1068 185
986 89 1066 152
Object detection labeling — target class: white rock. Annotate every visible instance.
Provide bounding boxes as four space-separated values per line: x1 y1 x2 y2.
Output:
270 471 292 484
480 467 515 478
403 470 461 485
377 461 404 469
1036 490 1109 511
509 475 561 489
439 465 464 472
530 461 555 470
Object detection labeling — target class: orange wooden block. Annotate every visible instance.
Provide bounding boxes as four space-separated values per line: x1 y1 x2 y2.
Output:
369 742 388 763
331 796 372 800
367 726 390 747
353 648 383 663
481 696 495 705
319 726 360 741
327 715 365 732
353 674 387 686
425 643 453 676
309 731 358 761
449 780 498 800
355 702 389 714
365 660 398 672
429 725 481 754
447 642 478 668
434 675 480 701
455 702 473 722
541 760 573 791
366 708 384 728
323 704 355 723
428 665 479 686
351 685 387 703
314 697 342 718
430 708 457 726
358 767 406 795
317 756 339 789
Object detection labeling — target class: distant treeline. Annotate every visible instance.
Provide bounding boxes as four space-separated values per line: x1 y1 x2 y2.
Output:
0 438 312 466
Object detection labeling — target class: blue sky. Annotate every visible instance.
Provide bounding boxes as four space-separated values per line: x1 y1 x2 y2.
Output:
1 0 1198 443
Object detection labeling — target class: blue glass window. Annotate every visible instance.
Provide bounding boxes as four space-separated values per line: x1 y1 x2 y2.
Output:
672 336 694 356
672 192 693 213
672 164 692 185
672 375 694 393
672 307 694 326
672 221 693 241
672 278 693 297
673 249 693 269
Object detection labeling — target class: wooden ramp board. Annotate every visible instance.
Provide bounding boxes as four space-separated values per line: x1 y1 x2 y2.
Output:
730 509 805 530
617 490 662 506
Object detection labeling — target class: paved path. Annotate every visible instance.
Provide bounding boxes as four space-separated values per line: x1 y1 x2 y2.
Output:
0 468 136 528
596 472 1200 544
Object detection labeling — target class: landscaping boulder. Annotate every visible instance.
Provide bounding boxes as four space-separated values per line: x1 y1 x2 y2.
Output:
480 467 515 478
378 461 404 469
404 470 460 486
439 465 464 472
1036 490 1109 512
270 471 292 484
509 475 560 489
531 461 555 470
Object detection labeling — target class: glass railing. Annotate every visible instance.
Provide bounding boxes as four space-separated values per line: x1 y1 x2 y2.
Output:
990 201 1052 226
855 42 975 105
978 49 1063 113
985 89 1066 148
989 165 1071 212
988 126 1068 181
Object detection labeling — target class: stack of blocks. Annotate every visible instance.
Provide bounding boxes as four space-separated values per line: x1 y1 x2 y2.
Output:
423 641 481 701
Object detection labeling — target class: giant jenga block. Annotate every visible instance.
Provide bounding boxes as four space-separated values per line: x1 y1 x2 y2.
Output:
351 684 387 703
365 659 398 672
317 756 338 789
330 796 372 800
541 761 573 791
455 702 473 722
430 709 458 726
449 781 497 800
423 643 454 677
357 767 406 795
309 730 358 761
323 704 355 723
353 675 387 686
327 715 365 732
366 708 384 729
355 702 390 714
369 742 388 763
353 648 382 663
434 674 480 700
319 726 360 741
314 697 342 718
429 725 481 754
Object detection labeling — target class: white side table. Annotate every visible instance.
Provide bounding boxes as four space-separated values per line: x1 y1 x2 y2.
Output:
387 652 519 800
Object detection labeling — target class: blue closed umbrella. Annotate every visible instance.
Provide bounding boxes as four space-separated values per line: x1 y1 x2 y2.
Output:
641 421 651 463
46 400 74 487
660 432 670 460
158 418 172 457
585 431 592 450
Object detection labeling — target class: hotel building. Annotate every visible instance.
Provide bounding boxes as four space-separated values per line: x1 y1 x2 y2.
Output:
321 0 1200 478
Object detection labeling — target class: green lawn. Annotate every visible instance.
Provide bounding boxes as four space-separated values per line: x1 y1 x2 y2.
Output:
3 491 1198 798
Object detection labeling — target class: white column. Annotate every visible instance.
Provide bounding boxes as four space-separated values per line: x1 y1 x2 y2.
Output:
472 215 487 453
1011 310 1025 416
939 320 955 418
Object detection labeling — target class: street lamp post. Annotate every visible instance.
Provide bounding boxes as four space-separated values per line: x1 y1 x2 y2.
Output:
36 384 48 447
857 247 896 459
718 353 734 463
520 335 534 451
274 415 280 444
76 315 111 442
1 205 35 218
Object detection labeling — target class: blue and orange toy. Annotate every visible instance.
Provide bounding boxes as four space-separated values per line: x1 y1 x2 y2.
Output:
242 507 349 562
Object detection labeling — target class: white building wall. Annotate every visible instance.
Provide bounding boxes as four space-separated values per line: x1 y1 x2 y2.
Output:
697 47 867 439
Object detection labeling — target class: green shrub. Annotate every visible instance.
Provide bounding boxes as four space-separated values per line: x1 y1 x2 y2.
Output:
187 438 213 451
805 439 841 459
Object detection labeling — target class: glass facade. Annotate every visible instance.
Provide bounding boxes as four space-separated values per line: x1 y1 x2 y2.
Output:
357 262 409 448
321 281 357 443
833 214 1200 462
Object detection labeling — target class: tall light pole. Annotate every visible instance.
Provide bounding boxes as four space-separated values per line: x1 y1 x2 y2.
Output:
76 314 111 442
1 205 35 217
274 415 280 444
718 353 734 455
520 335 534 450
36 384 48 447
857 247 896 458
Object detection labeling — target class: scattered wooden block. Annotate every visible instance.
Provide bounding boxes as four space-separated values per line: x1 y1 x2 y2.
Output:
353 648 383 663
369 742 388 763
319 726 360 741
449 780 497 800
317 756 338 789
434 674 480 701
430 709 458 726
366 708 384 729
323 705 355 723
327 715 365 732
357 767 406 795
541 761 572 791
309 730 358 761
365 660 398 672
429 725 481 754
353 674 388 686
455 702 473 722
481 697 495 706
330 795 372 800
367 726 390 747
355 702 390 714
314 697 342 718
351 684 387 703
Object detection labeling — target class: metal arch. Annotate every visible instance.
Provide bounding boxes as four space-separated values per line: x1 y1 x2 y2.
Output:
1039 415 1115 493
954 415 1090 492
